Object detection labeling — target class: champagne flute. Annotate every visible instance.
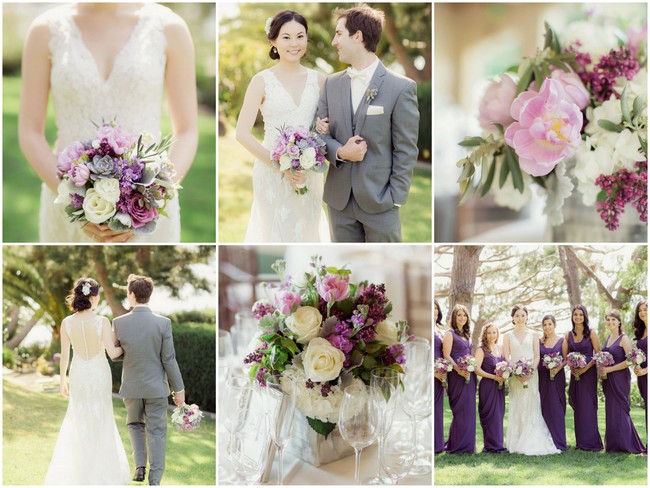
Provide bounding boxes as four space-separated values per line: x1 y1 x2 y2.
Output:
219 329 234 388
265 378 296 485
380 417 416 485
403 362 432 476
339 384 376 485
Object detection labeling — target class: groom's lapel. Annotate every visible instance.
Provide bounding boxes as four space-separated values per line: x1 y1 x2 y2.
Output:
340 73 354 137
353 63 387 137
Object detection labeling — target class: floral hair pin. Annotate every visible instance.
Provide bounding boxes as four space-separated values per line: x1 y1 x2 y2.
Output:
264 17 273 36
81 282 91 296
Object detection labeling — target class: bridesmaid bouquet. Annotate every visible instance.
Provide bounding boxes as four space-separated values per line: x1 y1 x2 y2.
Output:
593 351 615 380
55 122 178 235
171 403 204 432
434 358 453 389
456 355 476 385
271 125 328 195
512 358 534 389
626 347 647 367
542 352 563 380
494 361 512 390
566 352 588 381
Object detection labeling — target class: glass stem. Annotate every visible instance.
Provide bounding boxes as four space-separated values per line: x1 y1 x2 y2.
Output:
277 445 284 485
354 447 362 485
376 436 384 478
413 418 421 463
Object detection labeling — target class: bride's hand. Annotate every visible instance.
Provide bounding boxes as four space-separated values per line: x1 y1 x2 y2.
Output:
60 378 69 398
283 170 307 189
81 222 134 243
315 117 330 135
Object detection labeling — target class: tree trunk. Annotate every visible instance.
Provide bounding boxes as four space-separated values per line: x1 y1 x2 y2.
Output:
92 247 127 317
5 309 44 349
558 246 582 308
5 306 20 338
565 247 623 310
380 4 424 83
447 246 484 326
471 302 486 353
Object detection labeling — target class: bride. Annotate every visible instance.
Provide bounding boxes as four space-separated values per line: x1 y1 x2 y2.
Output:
502 304 560 455
236 10 330 242
45 278 130 485
19 3 198 243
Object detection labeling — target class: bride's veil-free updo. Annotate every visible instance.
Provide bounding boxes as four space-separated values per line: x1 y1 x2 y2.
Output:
65 278 100 312
266 10 308 60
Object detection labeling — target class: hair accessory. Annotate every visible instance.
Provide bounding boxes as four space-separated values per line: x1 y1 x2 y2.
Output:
264 17 273 36
81 282 91 296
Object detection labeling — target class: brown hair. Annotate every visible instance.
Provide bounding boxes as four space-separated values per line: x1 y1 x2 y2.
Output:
480 323 499 350
127 274 154 304
336 4 384 53
605 309 623 335
541 314 557 343
633 299 647 341
450 304 471 340
65 278 100 312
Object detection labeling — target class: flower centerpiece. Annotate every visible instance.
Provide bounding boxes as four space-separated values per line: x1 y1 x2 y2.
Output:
626 347 647 367
512 358 534 388
244 257 409 464
593 351 615 380
55 122 178 234
171 403 204 432
456 354 476 384
494 361 512 390
542 351 563 380
457 14 647 233
271 126 328 195
566 351 588 381
434 357 453 389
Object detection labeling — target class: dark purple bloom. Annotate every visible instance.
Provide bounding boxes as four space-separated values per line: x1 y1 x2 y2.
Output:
251 300 276 320
356 326 376 344
69 193 84 208
595 160 647 230
320 383 332 397
305 379 315 389
327 334 355 354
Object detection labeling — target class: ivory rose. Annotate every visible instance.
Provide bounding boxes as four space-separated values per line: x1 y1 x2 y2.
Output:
286 306 323 344
302 338 345 382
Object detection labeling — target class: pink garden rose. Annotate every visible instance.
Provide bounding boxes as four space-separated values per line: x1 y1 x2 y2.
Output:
504 78 583 176
57 141 86 174
478 74 517 132
549 69 590 110
70 163 90 187
126 193 158 228
274 290 301 315
317 274 350 302
95 124 137 155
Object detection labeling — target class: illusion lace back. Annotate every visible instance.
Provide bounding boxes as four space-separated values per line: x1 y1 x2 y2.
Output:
39 4 180 242
44 317 130 485
506 331 560 455
244 69 330 243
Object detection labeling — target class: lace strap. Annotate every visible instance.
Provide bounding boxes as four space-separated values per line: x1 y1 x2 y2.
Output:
45 6 75 59
64 316 72 337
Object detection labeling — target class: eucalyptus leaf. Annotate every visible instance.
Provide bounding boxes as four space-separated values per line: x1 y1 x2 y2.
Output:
597 120 624 133
498 153 510 188
458 136 484 147
481 156 497 196
517 61 533 94
505 147 525 193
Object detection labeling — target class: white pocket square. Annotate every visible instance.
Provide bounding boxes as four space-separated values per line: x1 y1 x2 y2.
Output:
367 105 384 115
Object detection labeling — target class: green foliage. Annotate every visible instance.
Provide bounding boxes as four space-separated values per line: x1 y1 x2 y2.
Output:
3 345 16 369
169 309 216 325
307 416 337 438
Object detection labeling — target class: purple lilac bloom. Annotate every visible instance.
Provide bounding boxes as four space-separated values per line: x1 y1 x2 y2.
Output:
243 345 266 365
355 283 389 324
305 379 315 389
595 161 647 230
69 193 84 208
356 326 376 344
256 367 268 387
251 300 276 320
320 383 332 397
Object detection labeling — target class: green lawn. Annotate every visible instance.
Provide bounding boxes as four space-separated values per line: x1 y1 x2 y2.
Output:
2 75 216 242
435 389 647 485
218 132 432 242
2 379 215 485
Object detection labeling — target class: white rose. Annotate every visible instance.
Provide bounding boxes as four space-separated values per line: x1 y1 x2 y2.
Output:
54 180 71 205
375 320 399 346
285 306 322 344
93 178 121 203
302 338 345 382
299 146 317 169
82 189 116 224
279 154 292 171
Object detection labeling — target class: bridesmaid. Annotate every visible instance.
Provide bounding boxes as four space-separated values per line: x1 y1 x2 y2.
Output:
433 299 446 455
632 300 647 436
475 323 507 453
442 304 476 454
538 315 568 451
562 304 603 451
599 310 646 453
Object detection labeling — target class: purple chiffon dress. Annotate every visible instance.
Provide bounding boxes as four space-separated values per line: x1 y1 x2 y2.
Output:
567 333 603 451
636 335 647 434
602 334 646 453
478 346 507 453
444 330 476 454
538 338 568 451
434 332 445 454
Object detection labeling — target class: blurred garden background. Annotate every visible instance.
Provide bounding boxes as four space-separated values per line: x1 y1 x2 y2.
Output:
3 245 216 485
2 3 216 242
218 2 432 242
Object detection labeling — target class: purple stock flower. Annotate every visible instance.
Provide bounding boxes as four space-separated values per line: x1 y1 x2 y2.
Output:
317 274 350 302
69 193 84 208
274 290 301 315
327 334 355 355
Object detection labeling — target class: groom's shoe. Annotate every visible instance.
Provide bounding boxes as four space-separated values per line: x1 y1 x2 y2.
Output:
133 467 146 482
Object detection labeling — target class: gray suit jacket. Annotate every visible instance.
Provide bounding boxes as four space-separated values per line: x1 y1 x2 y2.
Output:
113 306 184 399
317 62 419 214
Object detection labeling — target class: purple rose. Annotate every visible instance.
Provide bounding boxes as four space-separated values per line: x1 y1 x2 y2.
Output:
317 274 350 302
478 74 517 132
125 193 158 228
57 141 86 174
274 290 301 315
549 69 590 110
95 124 136 155
70 164 90 187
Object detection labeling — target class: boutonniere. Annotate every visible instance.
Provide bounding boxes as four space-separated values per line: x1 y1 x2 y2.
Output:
365 87 378 103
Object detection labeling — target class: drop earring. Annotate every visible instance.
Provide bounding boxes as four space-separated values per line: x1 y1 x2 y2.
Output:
272 46 278 54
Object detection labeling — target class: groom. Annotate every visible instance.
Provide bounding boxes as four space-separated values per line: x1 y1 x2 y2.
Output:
113 274 185 486
317 4 420 242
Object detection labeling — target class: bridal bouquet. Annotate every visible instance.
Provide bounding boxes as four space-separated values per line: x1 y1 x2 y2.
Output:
542 352 563 380
271 125 327 195
566 352 588 381
457 13 647 231
434 357 453 389
626 347 647 367
171 403 204 432
55 122 178 234
494 361 512 390
244 257 409 438
593 351 615 380
456 355 476 385
512 358 534 388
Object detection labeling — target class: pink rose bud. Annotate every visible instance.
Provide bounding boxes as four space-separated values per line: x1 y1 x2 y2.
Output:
317 274 350 302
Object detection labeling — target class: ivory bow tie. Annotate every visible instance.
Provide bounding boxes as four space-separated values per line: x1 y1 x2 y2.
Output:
347 67 372 85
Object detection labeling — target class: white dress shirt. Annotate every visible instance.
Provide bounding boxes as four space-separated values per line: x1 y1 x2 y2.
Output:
347 57 380 114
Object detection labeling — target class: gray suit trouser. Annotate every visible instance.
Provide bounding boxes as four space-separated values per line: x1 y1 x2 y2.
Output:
328 195 402 242
124 397 168 486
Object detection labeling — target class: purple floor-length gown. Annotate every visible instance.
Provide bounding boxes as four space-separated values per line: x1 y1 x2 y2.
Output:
434 332 445 454
478 346 507 453
602 334 646 453
567 333 603 451
636 335 647 435
538 338 568 451
444 330 476 454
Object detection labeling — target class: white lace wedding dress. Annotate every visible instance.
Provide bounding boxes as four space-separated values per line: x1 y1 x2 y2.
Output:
45 316 130 485
40 3 180 242
506 331 560 455
244 69 330 242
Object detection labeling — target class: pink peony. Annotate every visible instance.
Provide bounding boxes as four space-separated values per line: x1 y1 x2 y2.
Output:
70 163 90 187
317 274 350 302
549 69 590 110
57 141 86 173
126 193 158 228
478 74 517 132
504 78 583 177
274 290 301 315
95 124 136 155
